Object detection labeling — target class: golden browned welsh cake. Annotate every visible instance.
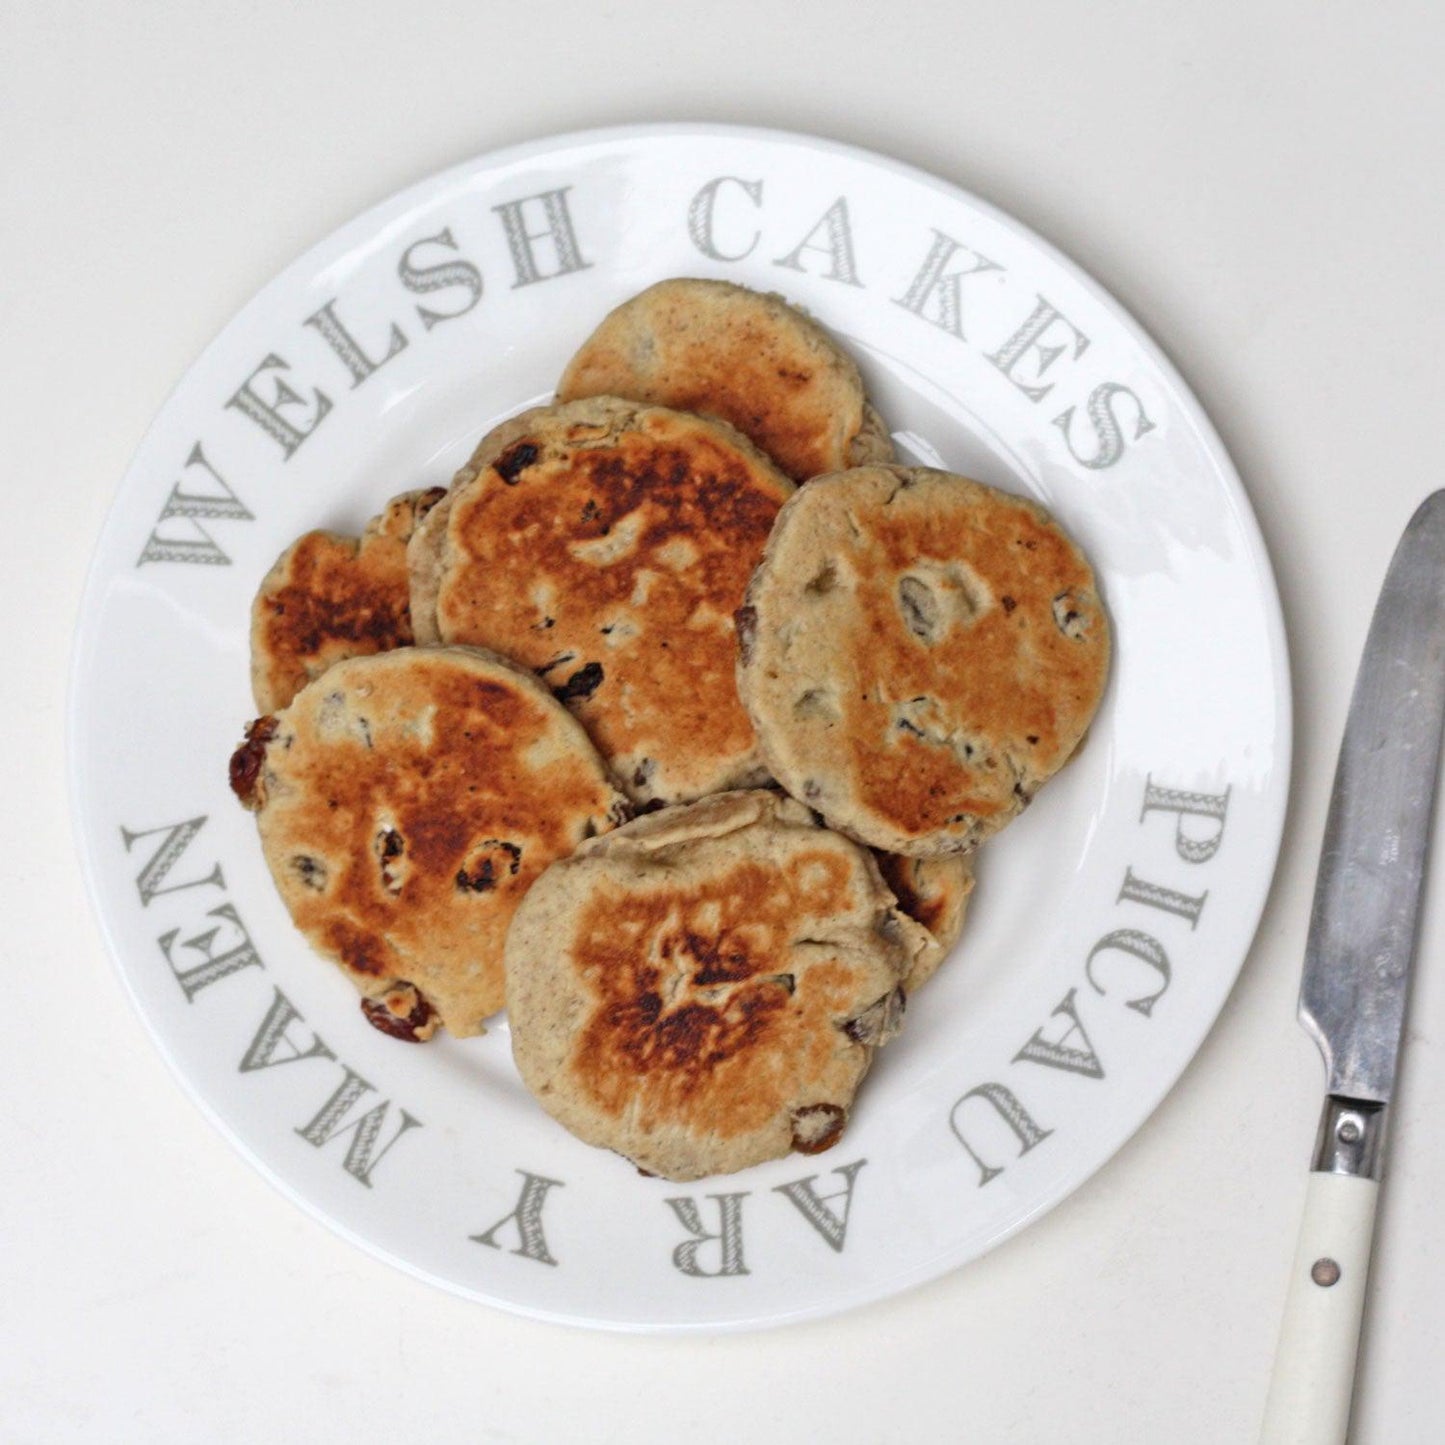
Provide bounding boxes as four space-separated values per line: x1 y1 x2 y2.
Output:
737 465 1110 856
873 850 975 990
410 397 794 807
228 646 629 1040
250 487 445 713
556 278 894 483
504 790 925 1181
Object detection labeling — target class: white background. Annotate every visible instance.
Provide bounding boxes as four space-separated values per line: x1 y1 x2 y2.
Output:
4 1 1443 1440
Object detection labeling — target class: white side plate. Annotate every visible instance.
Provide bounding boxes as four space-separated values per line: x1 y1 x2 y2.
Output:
69 123 1290 1331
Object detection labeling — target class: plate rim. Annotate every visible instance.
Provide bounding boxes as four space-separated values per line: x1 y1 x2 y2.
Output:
66 120 1293 1333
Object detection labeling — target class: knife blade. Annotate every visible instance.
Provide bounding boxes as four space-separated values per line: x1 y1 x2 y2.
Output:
1300 490 1445 1106
1261 489 1445 1445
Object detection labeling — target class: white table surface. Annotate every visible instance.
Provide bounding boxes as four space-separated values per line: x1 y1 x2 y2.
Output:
5 2 1443 1440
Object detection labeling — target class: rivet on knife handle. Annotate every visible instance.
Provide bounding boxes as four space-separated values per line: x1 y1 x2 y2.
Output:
1259 1168 1379 1444
1312 1098 1384 1180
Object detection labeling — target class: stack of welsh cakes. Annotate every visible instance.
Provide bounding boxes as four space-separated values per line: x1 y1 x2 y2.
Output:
230 278 1110 1182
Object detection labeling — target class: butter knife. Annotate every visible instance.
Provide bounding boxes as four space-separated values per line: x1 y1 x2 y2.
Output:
1260 490 1445 1443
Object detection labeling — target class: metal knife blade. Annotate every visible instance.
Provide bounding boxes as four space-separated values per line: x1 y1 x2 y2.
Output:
1301 488 1445 1108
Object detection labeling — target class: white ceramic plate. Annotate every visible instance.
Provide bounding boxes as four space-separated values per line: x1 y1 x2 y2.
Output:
70 124 1289 1332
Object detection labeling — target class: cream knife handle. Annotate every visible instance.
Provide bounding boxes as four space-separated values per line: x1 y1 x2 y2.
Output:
1260 1170 1380 1444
